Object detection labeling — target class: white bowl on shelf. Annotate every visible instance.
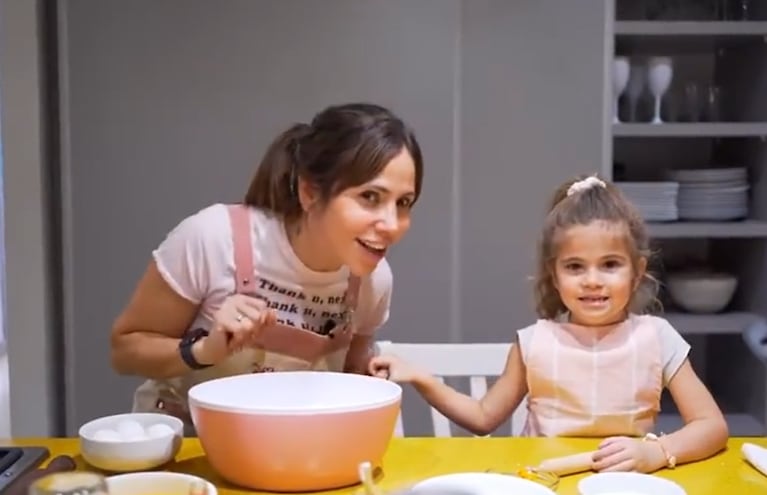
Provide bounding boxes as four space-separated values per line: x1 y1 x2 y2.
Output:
78 412 183 472
666 272 737 314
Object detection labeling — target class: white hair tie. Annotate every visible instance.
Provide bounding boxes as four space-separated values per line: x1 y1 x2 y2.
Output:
567 176 606 197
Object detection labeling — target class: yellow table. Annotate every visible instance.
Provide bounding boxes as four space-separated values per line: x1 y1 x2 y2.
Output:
9 437 767 494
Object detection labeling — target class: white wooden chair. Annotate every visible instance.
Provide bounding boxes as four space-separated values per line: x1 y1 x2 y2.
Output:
375 340 528 437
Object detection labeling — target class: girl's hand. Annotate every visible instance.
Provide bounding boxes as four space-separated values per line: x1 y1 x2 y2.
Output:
197 294 277 365
592 436 666 473
368 354 425 383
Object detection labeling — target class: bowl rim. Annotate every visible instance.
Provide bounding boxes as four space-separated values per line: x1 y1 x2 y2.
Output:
577 472 686 495
106 471 218 495
188 371 402 414
79 412 183 443
410 472 557 495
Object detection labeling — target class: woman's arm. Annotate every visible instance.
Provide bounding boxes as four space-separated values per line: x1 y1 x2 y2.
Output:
110 260 205 379
410 344 528 436
652 359 729 467
344 334 375 374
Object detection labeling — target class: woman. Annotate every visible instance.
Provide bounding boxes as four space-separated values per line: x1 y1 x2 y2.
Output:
110 103 423 433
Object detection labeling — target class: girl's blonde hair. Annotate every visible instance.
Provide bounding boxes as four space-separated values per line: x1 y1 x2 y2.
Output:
533 174 660 319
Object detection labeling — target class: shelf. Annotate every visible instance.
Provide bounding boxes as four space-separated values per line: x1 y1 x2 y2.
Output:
614 122 767 137
663 311 762 335
648 220 767 238
615 21 767 37
657 412 765 436
614 21 767 52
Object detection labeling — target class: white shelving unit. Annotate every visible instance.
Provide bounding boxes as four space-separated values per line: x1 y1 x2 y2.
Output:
616 20 767 37
665 311 762 335
613 2 767 437
648 220 767 238
657 411 765 437
614 122 767 137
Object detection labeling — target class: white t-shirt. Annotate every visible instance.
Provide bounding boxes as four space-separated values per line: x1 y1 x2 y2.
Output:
131 204 394 428
153 203 393 338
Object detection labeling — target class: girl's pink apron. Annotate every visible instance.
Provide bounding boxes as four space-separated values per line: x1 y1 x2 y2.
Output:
132 204 363 435
522 315 663 437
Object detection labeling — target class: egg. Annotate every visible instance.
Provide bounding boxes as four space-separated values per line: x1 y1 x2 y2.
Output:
115 419 147 441
146 423 175 439
93 428 121 442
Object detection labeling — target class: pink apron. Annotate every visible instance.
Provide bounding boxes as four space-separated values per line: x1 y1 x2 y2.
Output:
522 315 663 437
133 204 364 435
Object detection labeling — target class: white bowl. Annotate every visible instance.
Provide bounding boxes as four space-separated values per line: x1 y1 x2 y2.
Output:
666 272 737 313
578 472 686 495
79 412 183 472
742 442 767 477
107 472 217 495
408 472 556 495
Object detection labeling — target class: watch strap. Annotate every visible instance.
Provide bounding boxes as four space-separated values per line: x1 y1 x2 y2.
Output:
179 328 212 370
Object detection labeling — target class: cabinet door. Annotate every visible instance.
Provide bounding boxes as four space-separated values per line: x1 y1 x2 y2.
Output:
53 0 612 436
459 0 612 343
56 0 461 435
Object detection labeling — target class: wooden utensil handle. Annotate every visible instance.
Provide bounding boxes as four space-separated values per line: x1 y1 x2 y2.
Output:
538 451 595 476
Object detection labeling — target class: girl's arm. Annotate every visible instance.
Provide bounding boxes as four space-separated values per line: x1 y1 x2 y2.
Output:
654 358 729 467
409 344 528 436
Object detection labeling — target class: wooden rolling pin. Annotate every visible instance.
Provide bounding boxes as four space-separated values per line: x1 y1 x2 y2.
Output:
537 451 596 476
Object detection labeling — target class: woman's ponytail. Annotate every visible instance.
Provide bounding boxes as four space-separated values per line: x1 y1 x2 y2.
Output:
244 123 311 221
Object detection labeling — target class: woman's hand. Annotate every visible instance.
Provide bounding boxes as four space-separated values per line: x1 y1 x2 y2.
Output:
197 294 277 365
368 353 425 383
592 436 666 473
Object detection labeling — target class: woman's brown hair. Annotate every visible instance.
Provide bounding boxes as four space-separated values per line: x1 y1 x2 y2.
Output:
533 174 660 319
245 103 423 221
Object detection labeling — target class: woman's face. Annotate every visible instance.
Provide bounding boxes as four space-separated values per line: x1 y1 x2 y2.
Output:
304 147 417 276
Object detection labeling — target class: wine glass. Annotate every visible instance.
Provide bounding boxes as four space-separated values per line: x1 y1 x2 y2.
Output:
647 56 673 124
612 56 630 123
625 61 646 122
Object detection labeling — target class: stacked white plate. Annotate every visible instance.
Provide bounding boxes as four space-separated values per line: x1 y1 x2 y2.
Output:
667 167 749 221
615 181 679 222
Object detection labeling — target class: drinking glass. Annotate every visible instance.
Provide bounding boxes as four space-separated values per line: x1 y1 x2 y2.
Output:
647 57 673 124
28 472 109 495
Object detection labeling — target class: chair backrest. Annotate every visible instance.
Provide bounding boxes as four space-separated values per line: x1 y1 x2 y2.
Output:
375 340 527 437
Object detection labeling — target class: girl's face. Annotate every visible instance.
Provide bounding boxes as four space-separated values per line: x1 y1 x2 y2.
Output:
299 147 417 276
552 221 645 327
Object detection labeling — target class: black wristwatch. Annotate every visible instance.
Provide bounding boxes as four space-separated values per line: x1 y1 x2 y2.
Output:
179 327 212 370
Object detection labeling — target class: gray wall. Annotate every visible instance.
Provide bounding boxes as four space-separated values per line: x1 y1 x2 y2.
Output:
3 0 611 436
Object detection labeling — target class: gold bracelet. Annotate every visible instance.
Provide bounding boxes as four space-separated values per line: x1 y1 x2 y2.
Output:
643 432 677 469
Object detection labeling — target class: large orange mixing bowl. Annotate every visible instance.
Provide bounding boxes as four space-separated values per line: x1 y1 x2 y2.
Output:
188 371 402 492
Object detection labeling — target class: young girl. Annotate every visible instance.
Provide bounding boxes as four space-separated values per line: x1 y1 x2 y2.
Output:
370 175 729 474
110 102 423 434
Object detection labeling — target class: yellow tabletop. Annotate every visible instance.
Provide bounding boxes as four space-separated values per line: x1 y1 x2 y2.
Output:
8 436 767 494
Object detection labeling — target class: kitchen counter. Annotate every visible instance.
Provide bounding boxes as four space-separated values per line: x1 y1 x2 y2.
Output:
7 437 767 494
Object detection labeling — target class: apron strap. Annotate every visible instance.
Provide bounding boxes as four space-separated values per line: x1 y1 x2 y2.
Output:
346 275 360 311
225 203 362 361
226 204 256 294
